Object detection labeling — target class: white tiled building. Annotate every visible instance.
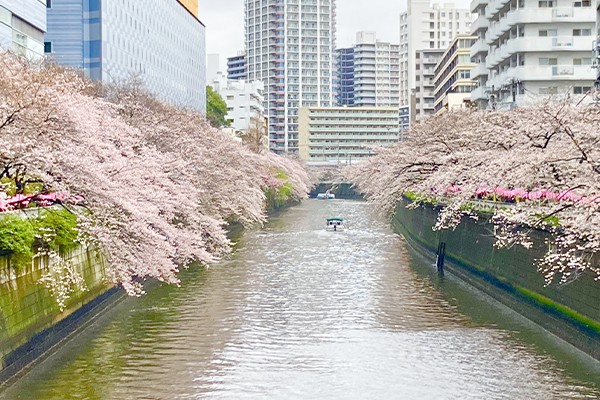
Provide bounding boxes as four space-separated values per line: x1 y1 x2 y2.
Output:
46 0 206 111
400 1 473 124
0 0 46 60
298 106 400 164
471 0 596 109
211 72 266 133
245 0 337 154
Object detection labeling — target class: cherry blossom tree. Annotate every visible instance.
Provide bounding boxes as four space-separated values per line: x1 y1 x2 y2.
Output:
0 51 313 297
349 99 600 285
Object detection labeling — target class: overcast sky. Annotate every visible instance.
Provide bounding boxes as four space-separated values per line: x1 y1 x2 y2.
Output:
198 0 470 71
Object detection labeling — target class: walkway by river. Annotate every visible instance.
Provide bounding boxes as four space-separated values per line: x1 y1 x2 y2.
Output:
2 200 600 399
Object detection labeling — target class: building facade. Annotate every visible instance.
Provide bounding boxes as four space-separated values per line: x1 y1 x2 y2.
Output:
400 1 472 125
0 0 46 60
335 47 355 106
471 0 596 109
245 0 337 154
434 35 477 113
211 72 266 133
298 106 400 164
227 51 247 80
46 0 206 111
414 48 445 120
352 31 401 108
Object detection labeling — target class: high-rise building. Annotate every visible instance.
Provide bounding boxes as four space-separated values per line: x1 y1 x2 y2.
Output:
352 32 400 107
245 0 337 154
434 35 477 113
46 0 206 111
471 0 596 110
227 52 247 80
0 0 46 60
298 106 400 164
335 32 400 108
335 47 355 106
400 1 472 124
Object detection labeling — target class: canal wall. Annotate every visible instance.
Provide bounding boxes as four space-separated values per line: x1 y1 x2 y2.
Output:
392 199 600 360
0 246 118 383
310 182 362 199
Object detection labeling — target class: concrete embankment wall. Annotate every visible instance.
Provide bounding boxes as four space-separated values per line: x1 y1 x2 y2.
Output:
0 247 117 383
392 199 600 360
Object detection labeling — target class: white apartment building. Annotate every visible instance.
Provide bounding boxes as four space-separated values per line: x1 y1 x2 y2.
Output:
471 0 596 109
353 31 401 107
400 1 473 124
245 0 337 154
46 0 206 111
434 34 477 113
0 0 46 60
298 106 400 164
211 72 266 133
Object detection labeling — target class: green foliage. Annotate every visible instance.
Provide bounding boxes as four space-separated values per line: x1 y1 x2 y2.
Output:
0 215 35 270
206 86 230 128
264 169 294 209
0 208 80 270
35 208 80 254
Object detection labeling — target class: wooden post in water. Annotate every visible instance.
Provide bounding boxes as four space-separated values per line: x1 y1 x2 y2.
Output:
436 242 446 276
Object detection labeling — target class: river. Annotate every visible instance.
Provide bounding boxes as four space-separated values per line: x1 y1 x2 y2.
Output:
2 200 600 399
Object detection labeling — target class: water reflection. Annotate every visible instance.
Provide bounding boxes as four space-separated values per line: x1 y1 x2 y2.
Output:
2 200 599 399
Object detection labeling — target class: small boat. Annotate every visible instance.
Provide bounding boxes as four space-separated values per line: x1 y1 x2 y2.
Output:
317 190 335 200
326 217 344 231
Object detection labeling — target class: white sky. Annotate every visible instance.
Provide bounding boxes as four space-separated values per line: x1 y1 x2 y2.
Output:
198 0 470 71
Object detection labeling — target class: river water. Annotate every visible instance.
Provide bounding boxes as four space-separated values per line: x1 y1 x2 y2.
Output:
2 200 600 399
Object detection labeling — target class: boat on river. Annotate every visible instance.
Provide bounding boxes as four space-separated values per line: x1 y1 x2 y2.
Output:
326 217 344 231
317 192 335 200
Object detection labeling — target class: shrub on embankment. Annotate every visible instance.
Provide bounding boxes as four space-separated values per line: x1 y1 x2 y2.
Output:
0 51 314 299
348 100 600 286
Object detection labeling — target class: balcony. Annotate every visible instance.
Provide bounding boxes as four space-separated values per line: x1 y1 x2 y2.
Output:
471 85 487 101
471 39 488 57
470 15 489 34
471 62 488 79
486 37 592 69
487 65 596 88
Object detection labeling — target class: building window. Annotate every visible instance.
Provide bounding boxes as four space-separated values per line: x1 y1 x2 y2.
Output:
44 41 52 53
539 57 558 65
538 1 555 7
574 86 592 94
573 0 591 5
47 0 52 7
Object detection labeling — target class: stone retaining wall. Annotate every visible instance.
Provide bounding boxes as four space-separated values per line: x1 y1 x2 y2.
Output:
0 246 114 381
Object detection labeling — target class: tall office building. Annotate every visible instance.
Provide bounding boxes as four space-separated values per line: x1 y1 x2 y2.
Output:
227 52 247 80
245 0 337 154
471 0 595 110
46 0 206 111
0 0 46 60
400 1 472 124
